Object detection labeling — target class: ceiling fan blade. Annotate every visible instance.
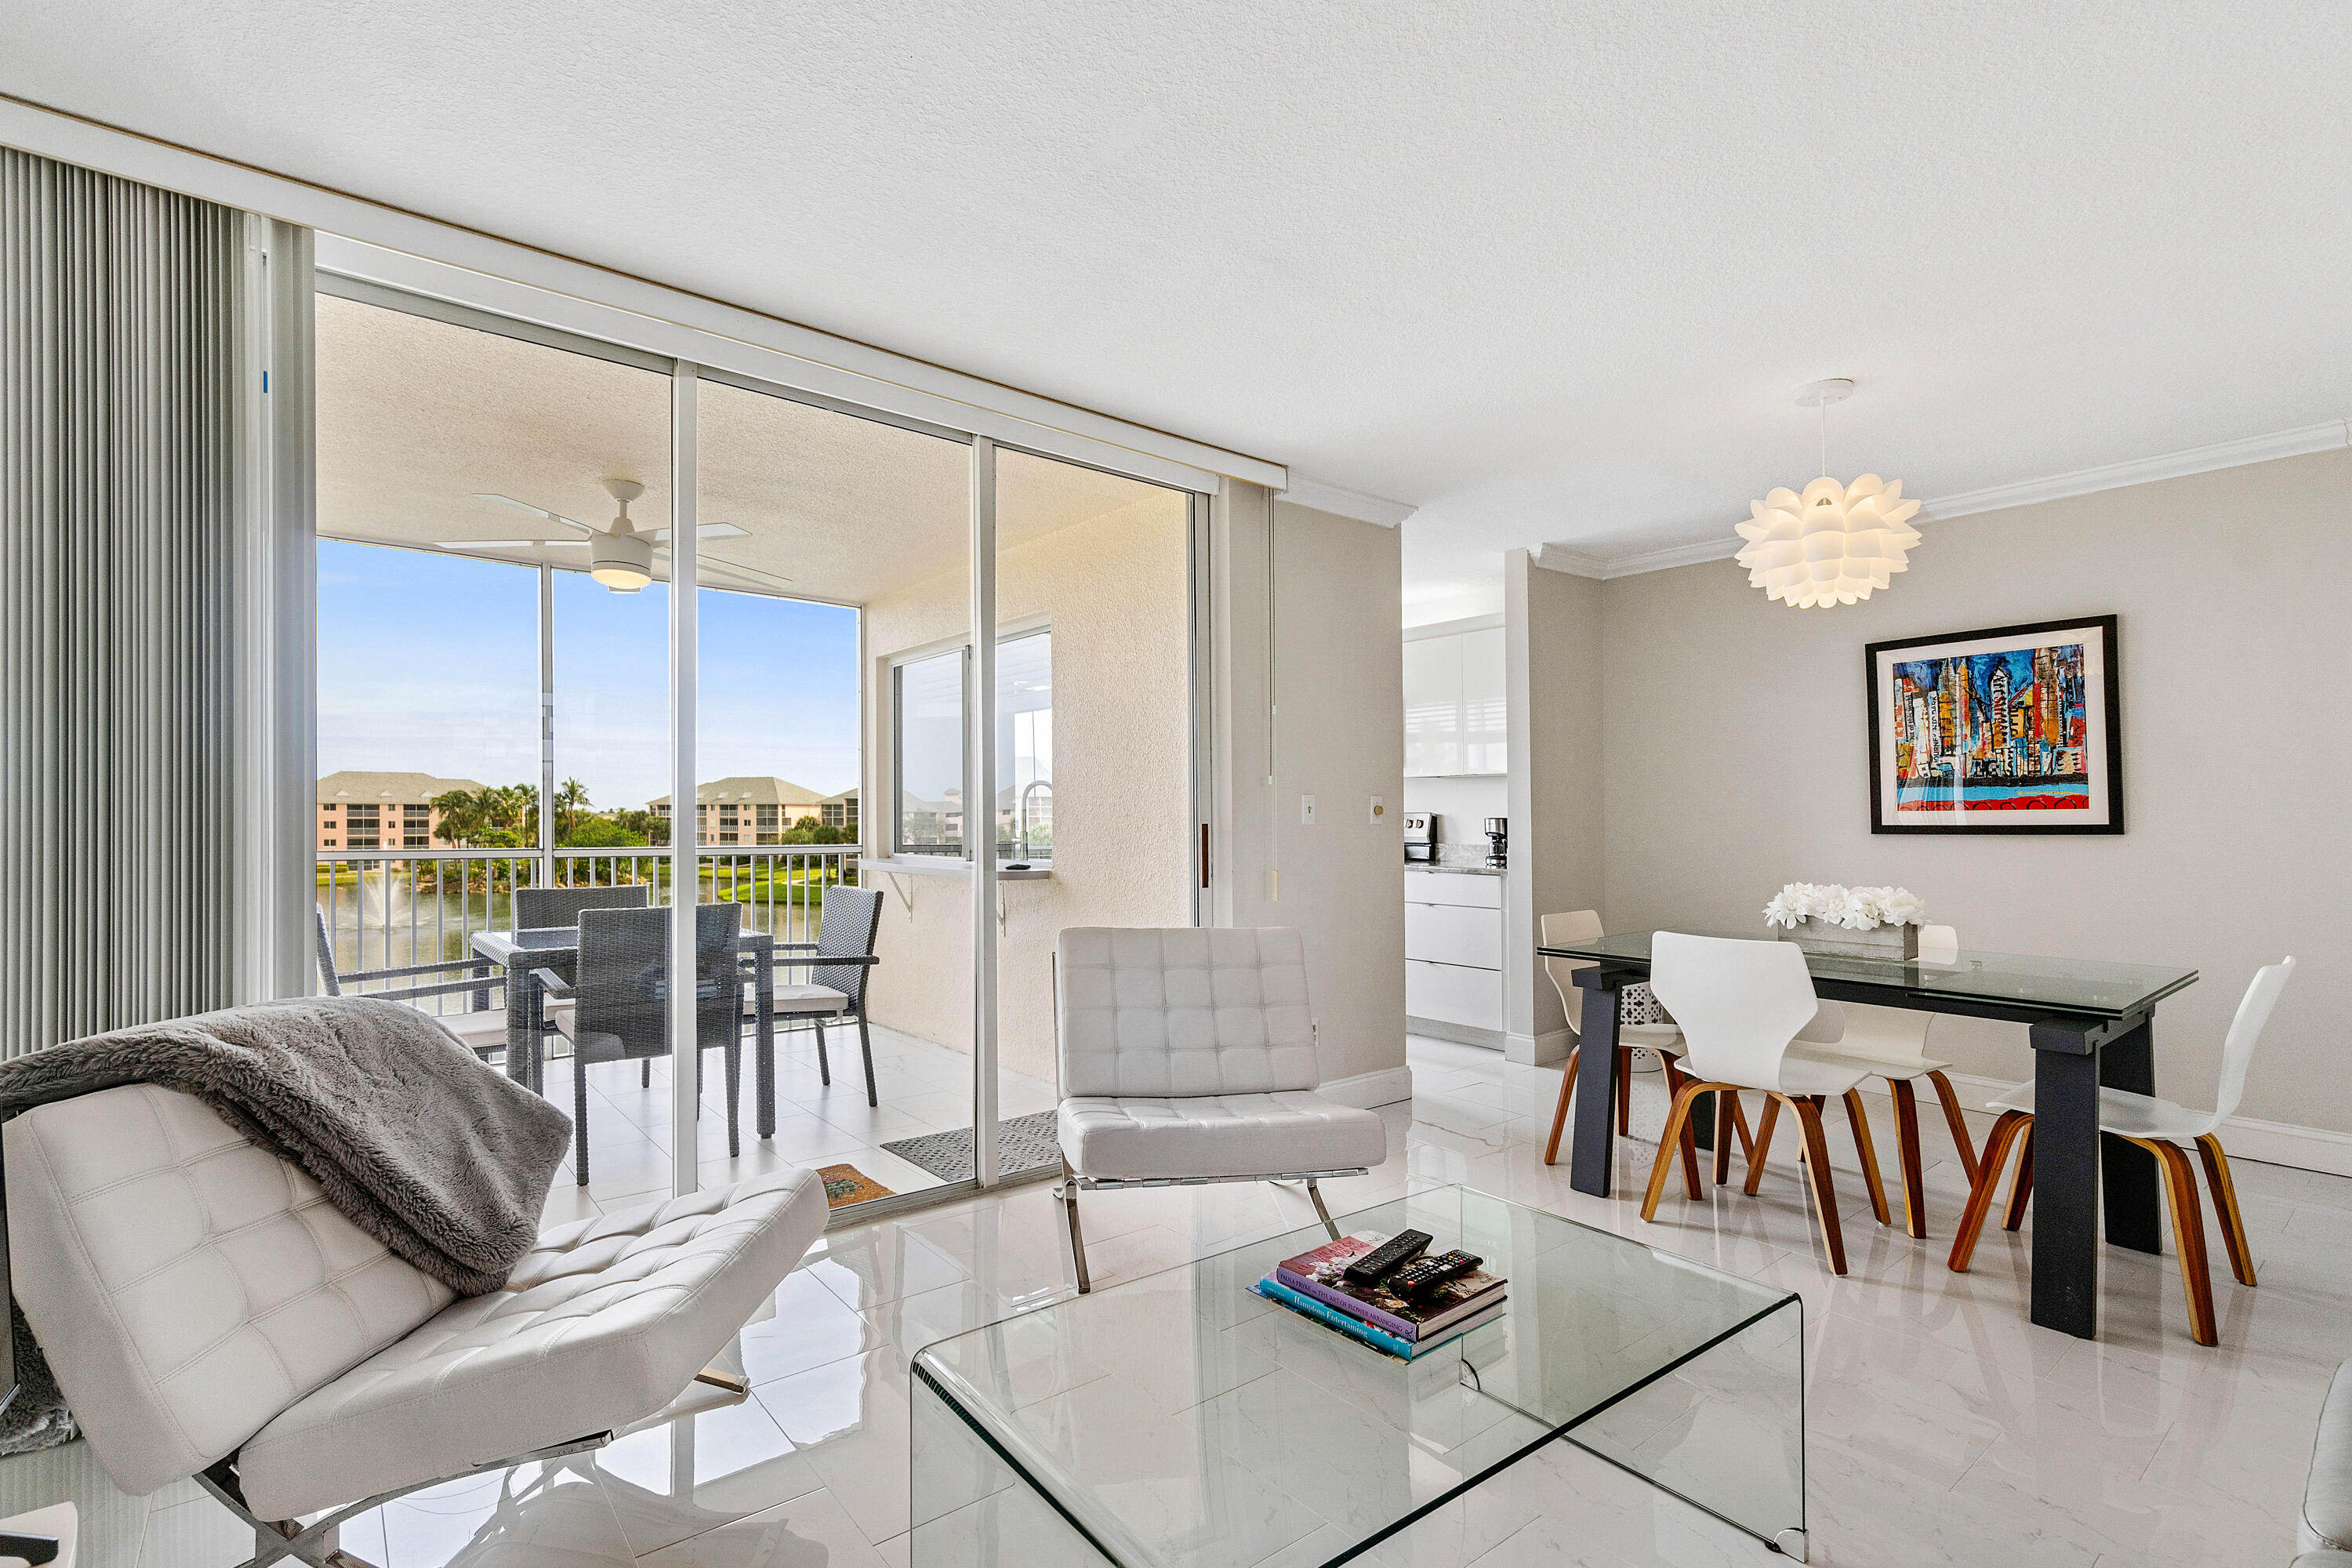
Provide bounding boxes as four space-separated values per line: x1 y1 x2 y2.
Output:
436 537 592 549
470 493 598 535
649 544 793 590
651 523 750 541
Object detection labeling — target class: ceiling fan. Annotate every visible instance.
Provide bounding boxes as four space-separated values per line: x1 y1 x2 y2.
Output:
436 481 793 595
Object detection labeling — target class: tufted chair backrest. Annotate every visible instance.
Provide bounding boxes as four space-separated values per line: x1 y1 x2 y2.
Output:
3 1083 452 1496
1054 927 1320 1099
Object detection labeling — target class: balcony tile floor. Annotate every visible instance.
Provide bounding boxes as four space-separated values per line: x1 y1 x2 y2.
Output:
11 1035 2352 1565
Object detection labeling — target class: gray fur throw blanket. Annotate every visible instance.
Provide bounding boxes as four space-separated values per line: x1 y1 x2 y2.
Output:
0 997 573 1453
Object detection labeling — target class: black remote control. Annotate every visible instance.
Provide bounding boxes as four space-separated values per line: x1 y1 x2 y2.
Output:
1343 1229 1432 1285
1385 1250 1481 1295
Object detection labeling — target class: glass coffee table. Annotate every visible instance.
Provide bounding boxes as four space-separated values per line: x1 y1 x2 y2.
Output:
909 1185 1807 1566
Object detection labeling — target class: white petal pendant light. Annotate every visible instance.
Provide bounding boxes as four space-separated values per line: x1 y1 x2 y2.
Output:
1733 380 1923 608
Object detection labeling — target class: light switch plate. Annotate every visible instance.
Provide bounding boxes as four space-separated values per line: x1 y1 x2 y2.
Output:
1300 794 1316 826
1368 796 1386 826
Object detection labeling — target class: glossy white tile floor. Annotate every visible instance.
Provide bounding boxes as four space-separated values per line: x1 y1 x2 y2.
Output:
12 1033 2349 1566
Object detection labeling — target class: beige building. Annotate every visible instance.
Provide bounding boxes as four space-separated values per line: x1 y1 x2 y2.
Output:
316 771 485 851
648 777 859 845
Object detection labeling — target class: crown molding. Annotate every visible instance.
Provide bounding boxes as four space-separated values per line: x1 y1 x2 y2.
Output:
1530 543 1606 578
1535 416 2352 581
1918 417 2350 521
1275 477 1417 528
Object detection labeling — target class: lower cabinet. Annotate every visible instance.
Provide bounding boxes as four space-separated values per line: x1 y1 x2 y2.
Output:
1406 958 1504 1033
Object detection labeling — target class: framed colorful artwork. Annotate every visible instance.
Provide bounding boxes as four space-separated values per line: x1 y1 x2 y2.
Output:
1865 615 2123 834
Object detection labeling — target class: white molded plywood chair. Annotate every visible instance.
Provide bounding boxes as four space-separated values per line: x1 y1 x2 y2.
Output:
1053 927 1388 1293
1790 923 1980 1237
1951 956 2295 1347
1537 910 1753 1178
1643 932 1892 1275
2 1082 827 1566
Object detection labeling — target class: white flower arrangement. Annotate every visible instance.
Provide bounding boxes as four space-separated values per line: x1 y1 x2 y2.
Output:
1763 883 1926 932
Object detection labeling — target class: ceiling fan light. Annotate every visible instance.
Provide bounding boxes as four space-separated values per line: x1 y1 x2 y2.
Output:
590 528 653 593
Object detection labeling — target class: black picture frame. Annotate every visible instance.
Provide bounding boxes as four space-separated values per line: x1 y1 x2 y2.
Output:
1864 614 2123 835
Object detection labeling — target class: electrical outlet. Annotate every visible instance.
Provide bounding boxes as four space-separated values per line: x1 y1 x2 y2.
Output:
1368 796 1386 826
1300 793 1316 826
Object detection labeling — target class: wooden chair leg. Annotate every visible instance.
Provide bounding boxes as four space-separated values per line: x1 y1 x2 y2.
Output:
1729 1091 1756 1161
2196 1134 2258 1287
1926 1069 1980 1185
2142 1138 2217 1345
1661 1058 1703 1199
1744 1094 1781 1196
1713 1090 1737 1185
1639 1080 1712 1222
1542 1044 1580 1166
1889 1078 1929 1240
2002 1125 2034 1232
1842 1088 1891 1227
1790 1095 1848 1275
1616 1047 1634 1136
1948 1111 2030 1272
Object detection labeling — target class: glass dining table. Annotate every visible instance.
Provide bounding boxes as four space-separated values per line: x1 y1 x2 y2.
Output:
1534 929 2198 1341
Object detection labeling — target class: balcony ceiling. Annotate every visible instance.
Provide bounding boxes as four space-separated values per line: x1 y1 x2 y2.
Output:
11 5 2352 614
317 294 1176 604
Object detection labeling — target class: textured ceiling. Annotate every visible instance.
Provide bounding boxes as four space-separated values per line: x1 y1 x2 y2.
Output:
13 2 2352 613
317 294 1170 602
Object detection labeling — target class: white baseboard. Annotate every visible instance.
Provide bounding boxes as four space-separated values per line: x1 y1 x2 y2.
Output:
1504 1029 1573 1067
1319 1065 1414 1110
1856 1070 2352 1180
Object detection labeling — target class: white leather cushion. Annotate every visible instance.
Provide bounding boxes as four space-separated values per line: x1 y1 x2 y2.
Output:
1059 1092 1385 1181
236 1166 827 1520
4 1085 455 1498
1055 927 1319 1099
742 983 848 1016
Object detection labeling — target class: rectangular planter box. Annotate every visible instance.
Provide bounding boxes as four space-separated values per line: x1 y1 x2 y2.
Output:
1777 917 1919 962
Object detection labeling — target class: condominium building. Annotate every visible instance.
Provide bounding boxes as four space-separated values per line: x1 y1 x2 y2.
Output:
316 771 485 851
647 777 859 845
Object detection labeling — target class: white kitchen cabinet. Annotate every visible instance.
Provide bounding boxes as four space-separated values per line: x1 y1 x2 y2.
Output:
1402 626 1506 777
1403 635 1463 777
1403 868 1506 1042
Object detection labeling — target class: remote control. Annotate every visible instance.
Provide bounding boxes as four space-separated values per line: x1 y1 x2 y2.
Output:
1385 1250 1481 1295
1343 1229 1432 1285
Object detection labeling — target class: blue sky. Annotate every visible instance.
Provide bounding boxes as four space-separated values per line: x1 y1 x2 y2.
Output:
318 540 859 811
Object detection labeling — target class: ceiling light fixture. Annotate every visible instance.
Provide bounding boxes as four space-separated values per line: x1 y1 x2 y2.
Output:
589 480 652 593
1733 379 1922 608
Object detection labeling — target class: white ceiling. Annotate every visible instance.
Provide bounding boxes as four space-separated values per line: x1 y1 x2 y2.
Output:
11 3 2352 615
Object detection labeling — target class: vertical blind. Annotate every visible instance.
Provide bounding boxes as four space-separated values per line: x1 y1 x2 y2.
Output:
1 147 241 1055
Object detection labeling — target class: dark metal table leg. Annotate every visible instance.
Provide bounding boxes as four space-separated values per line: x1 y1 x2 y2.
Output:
2099 1018 2161 1255
1568 980 1621 1197
2030 1025 2103 1338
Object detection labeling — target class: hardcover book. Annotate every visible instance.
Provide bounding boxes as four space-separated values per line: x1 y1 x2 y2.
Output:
1253 1276 1508 1361
1276 1232 1504 1341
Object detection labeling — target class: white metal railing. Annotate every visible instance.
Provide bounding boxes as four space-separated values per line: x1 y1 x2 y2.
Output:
316 846 861 1013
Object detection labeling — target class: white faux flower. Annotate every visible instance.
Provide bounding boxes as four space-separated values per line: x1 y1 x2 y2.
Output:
1766 881 1926 930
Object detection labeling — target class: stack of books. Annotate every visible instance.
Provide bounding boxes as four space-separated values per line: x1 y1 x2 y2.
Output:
1254 1232 1507 1360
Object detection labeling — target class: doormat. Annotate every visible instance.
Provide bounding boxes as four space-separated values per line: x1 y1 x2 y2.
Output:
881 1111 1061 1183
816 1164 895 1207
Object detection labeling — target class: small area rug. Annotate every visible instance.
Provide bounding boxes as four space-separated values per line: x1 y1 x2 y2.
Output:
882 1111 1061 1182
816 1164 895 1207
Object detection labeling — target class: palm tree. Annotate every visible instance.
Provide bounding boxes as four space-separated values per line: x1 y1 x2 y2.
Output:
557 777 590 840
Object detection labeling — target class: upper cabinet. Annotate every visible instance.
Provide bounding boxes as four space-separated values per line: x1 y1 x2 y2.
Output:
1403 623 1508 776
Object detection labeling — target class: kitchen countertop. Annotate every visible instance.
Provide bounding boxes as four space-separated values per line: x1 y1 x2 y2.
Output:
1405 862 1506 877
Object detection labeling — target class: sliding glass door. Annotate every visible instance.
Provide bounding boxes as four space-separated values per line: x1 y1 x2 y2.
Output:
314 274 1206 1227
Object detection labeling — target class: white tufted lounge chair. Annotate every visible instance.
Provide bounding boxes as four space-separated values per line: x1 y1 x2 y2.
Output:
1052 927 1388 1293
2 1081 826 1567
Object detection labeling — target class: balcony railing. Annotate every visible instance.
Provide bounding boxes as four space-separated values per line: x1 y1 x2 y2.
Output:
317 845 861 1013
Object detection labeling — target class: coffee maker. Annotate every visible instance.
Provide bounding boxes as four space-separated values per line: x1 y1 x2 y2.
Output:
1483 817 1508 868
1403 812 1437 865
